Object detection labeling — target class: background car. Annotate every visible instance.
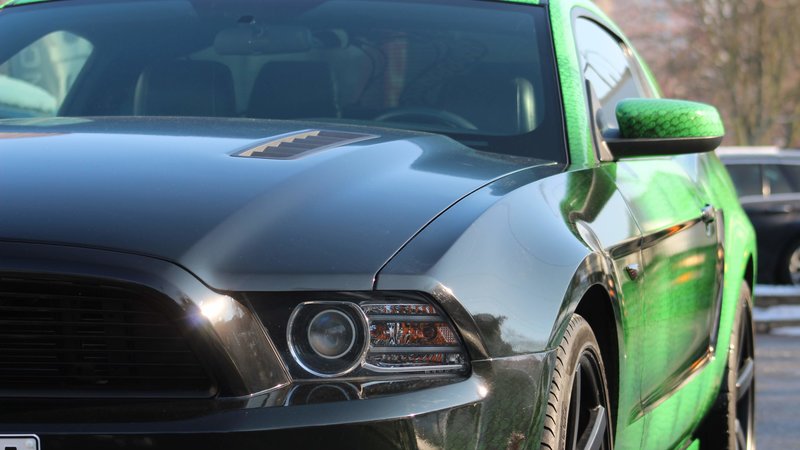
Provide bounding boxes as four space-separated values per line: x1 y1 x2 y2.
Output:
0 0 756 449
718 146 800 285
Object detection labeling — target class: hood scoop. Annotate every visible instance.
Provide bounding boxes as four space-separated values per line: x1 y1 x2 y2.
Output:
234 129 378 159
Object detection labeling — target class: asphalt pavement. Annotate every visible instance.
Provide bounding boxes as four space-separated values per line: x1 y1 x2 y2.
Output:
756 329 800 449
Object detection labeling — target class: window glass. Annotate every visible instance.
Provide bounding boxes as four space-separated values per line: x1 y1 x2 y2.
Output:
764 165 793 195
574 18 645 133
779 165 800 193
0 31 92 117
725 164 762 197
0 0 567 160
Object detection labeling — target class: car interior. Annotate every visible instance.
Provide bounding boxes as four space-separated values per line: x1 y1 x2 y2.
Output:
1 1 547 129
0 0 568 159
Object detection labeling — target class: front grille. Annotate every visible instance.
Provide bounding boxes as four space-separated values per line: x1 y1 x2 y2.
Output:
0 275 215 398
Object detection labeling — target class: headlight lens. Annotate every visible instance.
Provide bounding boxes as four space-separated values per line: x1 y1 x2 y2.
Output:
285 295 468 379
308 309 356 359
287 302 369 377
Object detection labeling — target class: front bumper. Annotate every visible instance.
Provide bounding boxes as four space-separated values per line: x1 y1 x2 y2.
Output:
2 356 555 449
0 242 556 448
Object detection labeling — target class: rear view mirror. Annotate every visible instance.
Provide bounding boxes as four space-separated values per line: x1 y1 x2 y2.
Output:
606 98 725 160
214 25 313 55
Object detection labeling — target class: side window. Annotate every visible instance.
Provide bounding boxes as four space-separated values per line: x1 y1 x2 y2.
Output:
574 18 648 134
725 164 763 197
0 31 93 118
778 165 800 194
764 164 794 195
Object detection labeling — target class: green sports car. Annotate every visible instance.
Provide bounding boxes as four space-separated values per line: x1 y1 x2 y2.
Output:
0 0 756 449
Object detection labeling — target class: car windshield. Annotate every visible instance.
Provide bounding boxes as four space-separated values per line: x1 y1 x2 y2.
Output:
0 0 564 159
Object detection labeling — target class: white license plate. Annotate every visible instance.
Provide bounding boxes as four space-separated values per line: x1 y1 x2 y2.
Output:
0 435 40 450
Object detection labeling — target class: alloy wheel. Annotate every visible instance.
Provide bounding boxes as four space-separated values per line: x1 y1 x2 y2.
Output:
788 245 800 285
734 308 755 450
565 350 609 450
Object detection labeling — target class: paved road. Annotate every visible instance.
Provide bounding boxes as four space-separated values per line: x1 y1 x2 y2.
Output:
756 330 800 449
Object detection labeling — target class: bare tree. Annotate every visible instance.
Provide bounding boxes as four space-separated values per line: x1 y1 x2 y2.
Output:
602 0 800 147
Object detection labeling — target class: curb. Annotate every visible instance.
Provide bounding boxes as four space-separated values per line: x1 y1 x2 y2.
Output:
754 285 800 333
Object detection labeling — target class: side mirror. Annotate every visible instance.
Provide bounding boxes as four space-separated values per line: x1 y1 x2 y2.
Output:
606 98 724 160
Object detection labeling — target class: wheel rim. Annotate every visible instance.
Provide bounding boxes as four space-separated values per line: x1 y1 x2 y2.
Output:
566 350 610 450
735 310 755 450
788 246 800 285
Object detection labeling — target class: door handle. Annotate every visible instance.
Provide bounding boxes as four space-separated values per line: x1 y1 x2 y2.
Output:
701 204 716 224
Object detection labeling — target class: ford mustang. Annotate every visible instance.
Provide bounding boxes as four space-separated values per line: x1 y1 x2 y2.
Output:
0 0 756 449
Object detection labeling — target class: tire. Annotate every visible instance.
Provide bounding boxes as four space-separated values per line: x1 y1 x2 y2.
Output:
697 282 756 449
782 241 800 285
541 314 613 450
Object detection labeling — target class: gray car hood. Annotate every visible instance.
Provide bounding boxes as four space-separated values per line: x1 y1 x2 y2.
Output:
0 117 552 290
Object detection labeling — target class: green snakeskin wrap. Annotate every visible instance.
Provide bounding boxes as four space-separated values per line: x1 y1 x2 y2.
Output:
549 0 659 167
0 0 52 8
616 99 725 140
549 0 594 167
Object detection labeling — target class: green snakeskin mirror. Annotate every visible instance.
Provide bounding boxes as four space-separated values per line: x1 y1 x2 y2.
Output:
606 98 725 160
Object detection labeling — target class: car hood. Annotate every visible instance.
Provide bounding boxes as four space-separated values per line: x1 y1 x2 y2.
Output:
0 117 554 291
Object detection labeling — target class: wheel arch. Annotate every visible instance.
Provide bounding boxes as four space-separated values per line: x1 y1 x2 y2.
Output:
744 254 755 293
540 247 624 432
575 283 620 438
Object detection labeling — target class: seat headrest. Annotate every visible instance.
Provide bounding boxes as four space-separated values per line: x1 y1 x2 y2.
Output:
248 61 337 120
439 68 538 135
134 60 236 117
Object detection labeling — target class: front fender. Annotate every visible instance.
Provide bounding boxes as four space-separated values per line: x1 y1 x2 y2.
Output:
376 166 636 358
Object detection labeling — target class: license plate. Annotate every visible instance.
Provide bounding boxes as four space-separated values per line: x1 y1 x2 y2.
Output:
0 435 40 450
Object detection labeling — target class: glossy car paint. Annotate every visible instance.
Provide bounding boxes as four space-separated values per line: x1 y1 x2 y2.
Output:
0 118 551 292
550 2 755 448
0 1 756 449
543 2 756 448
615 99 725 140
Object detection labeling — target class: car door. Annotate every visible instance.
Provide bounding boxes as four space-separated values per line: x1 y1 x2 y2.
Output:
573 15 724 439
731 161 800 283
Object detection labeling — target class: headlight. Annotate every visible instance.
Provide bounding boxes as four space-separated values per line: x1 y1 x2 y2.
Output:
287 302 369 377
277 294 469 379
361 301 467 373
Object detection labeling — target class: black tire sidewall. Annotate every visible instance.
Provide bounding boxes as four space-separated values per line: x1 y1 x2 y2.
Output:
698 282 755 449
779 239 800 285
541 314 612 450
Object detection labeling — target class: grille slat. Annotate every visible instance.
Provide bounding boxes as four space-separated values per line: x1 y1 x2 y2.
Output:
0 333 186 340
0 320 175 327
2 374 211 381
0 305 161 316
1 348 195 354
0 275 216 398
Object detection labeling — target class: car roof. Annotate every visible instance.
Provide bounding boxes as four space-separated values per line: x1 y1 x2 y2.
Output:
1 0 550 10
717 146 800 164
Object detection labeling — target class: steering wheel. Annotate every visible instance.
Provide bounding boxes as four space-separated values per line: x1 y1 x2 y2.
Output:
374 107 478 131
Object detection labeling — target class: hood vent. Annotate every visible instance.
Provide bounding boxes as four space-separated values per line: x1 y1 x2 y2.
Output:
235 129 378 159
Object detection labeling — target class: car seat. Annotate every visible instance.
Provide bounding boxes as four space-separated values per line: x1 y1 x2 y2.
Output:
134 60 236 117
247 61 338 120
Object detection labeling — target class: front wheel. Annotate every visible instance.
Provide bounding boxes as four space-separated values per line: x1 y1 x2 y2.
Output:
541 314 613 450
783 241 800 285
697 282 756 449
